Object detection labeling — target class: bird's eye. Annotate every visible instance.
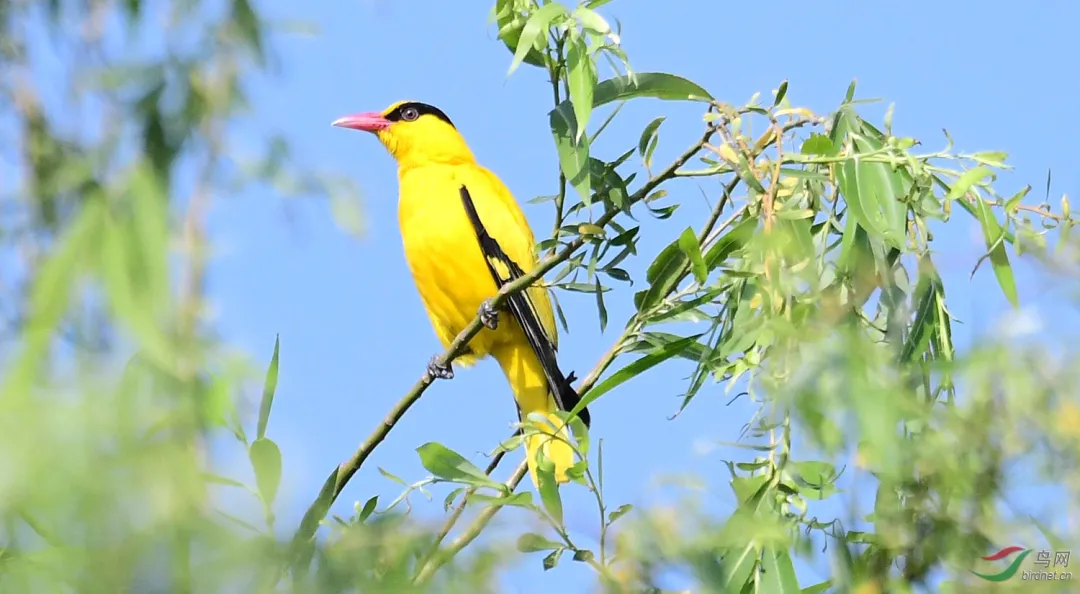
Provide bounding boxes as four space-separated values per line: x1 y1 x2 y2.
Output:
401 107 420 121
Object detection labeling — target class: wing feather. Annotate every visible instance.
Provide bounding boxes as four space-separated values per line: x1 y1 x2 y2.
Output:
459 185 590 427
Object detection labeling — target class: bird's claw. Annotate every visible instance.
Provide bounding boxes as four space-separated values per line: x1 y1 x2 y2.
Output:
479 299 499 330
427 355 454 380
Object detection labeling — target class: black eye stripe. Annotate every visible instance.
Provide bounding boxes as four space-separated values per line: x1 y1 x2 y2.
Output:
384 102 456 128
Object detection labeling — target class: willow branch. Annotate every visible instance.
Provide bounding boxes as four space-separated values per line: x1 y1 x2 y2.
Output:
414 134 743 585
413 334 620 584
289 127 716 557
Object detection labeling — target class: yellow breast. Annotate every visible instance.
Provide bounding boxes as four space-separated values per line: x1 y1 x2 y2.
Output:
396 162 559 360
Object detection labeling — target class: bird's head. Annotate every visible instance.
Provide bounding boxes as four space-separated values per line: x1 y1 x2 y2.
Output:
332 101 475 167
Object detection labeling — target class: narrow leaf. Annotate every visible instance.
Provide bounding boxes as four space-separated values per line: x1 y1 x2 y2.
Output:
591 72 714 106
944 166 993 201
517 533 562 552
494 0 546 68
566 34 596 141
573 334 705 419
535 452 564 526
973 198 1019 307
677 227 708 284
257 334 280 440
508 2 567 76
637 116 665 165
249 437 283 508
357 496 378 523
416 442 505 490
549 103 592 203
607 503 633 525
594 276 608 331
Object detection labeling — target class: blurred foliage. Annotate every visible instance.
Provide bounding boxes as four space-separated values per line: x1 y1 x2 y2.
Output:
2 0 1079 592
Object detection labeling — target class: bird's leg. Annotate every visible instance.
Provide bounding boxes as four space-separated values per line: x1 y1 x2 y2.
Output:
478 298 499 330
427 355 454 380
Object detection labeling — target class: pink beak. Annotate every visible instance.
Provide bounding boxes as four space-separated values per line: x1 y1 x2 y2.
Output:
331 112 391 132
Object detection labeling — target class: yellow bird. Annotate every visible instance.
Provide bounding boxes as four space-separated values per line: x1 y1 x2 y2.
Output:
332 100 591 488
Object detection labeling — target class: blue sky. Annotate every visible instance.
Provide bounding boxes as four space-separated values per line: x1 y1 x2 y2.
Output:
192 0 1080 590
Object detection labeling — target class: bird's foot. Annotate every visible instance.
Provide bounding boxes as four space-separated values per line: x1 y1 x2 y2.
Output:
479 299 500 330
427 355 454 381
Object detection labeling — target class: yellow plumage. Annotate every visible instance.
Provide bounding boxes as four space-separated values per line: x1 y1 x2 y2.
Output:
333 100 589 487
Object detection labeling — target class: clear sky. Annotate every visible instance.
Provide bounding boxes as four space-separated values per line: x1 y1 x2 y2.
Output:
197 1 1079 590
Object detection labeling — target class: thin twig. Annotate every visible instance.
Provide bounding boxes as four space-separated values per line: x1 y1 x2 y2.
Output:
548 34 569 258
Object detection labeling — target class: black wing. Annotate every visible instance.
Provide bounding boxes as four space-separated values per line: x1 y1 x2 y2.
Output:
459 185 591 427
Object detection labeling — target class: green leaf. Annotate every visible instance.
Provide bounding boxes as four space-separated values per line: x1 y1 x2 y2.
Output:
591 72 714 106
704 215 758 269
535 451 564 526
378 466 408 487
1004 185 1031 214
126 161 171 316
416 442 505 490
517 533 562 552
791 461 837 487
356 496 378 523
730 474 768 504
494 0 546 69
572 5 610 35
627 332 711 361
717 542 757 593
594 276 608 332
567 412 590 457
257 334 280 440
844 79 857 103
566 33 597 141
507 2 566 76
648 287 724 325
572 549 595 563
467 491 536 509
543 548 564 570
201 473 247 488
973 198 1019 307
637 116 665 168
231 0 264 63
607 503 633 525
801 581 832 594
203 373 236 433
832 108 907 249
637 238 686 312
677 227 708 284
216 510 263 534
573 334 705 419
443 487 467 510
758 549 801 593
773 79 788 106
944 166 994 201
900 255 944 363
800 134 838 156
971 150 1008 168
99 211 173 373
249 437 283 508
835 156 904 250
549 103 592 204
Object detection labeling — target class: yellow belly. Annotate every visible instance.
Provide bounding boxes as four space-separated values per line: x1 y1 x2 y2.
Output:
398 164 505 364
